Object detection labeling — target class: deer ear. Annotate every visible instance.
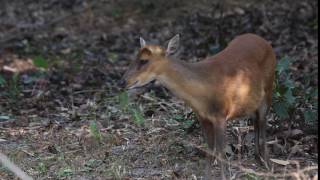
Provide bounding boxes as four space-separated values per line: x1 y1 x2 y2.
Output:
166 34 180 56
140 37 146 48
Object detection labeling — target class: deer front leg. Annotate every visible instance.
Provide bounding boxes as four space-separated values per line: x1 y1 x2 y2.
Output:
199 118 214 180
200 116 227 180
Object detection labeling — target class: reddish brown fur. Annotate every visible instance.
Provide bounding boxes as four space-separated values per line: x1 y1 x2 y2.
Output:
122 33 276 178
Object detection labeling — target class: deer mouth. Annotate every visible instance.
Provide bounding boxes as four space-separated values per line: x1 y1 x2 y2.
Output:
127 81 139 90
127 80 155 90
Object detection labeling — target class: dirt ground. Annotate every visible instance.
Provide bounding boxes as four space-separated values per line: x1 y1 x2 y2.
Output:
0 0 318 179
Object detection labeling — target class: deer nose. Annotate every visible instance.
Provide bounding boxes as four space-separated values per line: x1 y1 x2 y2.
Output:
119 79 126 88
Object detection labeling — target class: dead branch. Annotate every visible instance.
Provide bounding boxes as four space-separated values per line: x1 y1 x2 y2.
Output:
0 152 33 180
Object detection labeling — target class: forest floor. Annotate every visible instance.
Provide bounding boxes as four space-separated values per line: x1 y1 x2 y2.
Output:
0 0 318 179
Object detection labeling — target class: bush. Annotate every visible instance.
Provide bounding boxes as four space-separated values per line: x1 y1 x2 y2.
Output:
272 56 318 129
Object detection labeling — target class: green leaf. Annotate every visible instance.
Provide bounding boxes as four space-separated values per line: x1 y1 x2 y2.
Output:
111 8 121 17
284 89 296 105
0 75 6 86
89 121 102 141
303 110 317 125
276 84 289 96
273 101 289 119
36 162 47 174
119 91 129 110
275 91 281 98
310 88 318 98
85 159 102 168
182 119 194 129
33 56 48 69
12 73 19 84
130 107 144 125
7 73 20 100
284 78 295 89
107 52 119 63
243 173 261 180
174 115 184 121
58 167 73 177
276 56 290 74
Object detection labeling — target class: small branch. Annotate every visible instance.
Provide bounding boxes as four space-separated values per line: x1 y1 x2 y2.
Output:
0 152 33 180
72 89 110 95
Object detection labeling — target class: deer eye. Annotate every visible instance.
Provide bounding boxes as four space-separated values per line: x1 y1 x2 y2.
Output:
138 59 149 67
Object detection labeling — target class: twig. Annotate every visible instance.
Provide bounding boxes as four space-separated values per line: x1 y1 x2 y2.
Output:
72 89 111 95
0 152 33 180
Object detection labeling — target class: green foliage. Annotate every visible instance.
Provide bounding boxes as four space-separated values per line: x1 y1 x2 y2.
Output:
275 56 290 74
6 73 21 101
89 121 102 142
310 18 318 30
174 114 195 130
273 56 318 126
33 56 48 69
35 162 48 175
119 91 129 110
242 173 263 180
130 106 145 126
273 57 296 119
182 119 195 129
82 159 103 172
108 52 119 63
111 8 122 18
304 110 317 125
58 152 65 161
118 91 145 126
57 167 73 178
85 159 102 168
302 87 318 126
11 73 19 90
0 75 6 87
273 101 289 119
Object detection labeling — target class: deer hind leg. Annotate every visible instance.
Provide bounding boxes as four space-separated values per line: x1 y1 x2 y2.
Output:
213 117 227 179
254 100 270 167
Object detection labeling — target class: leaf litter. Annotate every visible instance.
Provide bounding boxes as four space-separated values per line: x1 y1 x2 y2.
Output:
0 0 318 179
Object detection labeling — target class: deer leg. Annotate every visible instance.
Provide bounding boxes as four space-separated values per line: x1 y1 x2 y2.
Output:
254 101 270 167
258 103 269 166
199 119 214 180
253 112 260 161
213 118 227 180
